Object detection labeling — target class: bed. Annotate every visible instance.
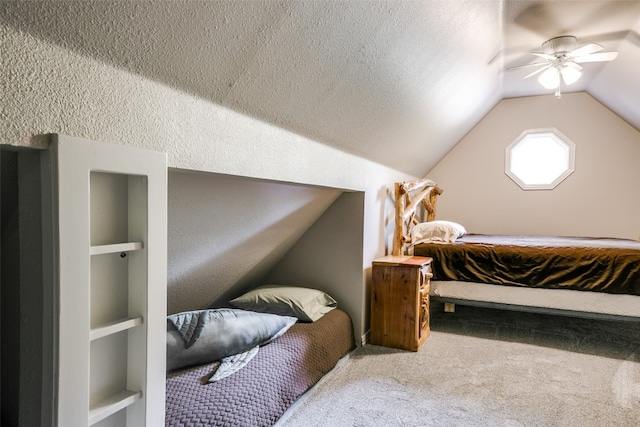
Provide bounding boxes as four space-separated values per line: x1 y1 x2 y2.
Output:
392 179 640 321
165 286 355 427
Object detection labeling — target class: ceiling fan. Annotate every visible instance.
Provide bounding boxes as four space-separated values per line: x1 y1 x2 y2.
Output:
508 35 619 98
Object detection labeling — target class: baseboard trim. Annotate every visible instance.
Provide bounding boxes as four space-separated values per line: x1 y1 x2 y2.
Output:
360 329 370 346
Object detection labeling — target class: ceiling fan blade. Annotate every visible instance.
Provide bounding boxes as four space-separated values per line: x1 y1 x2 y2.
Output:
532 52 556 60
569 43 603 57
524 64 551 79
506 62 549 71
574 51 619 63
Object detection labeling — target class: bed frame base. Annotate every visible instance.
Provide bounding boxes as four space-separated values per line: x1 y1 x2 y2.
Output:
432 297 640 323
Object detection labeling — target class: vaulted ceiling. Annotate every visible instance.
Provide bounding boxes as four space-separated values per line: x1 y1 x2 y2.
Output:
2 1 639 176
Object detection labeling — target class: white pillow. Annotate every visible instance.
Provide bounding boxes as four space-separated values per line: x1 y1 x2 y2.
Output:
411 220 466 245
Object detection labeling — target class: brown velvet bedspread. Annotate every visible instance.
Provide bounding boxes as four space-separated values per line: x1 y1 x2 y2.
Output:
165 308 355 427
413 234 640 296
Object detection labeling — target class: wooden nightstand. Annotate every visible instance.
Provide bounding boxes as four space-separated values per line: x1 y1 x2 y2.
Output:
370 255 432 351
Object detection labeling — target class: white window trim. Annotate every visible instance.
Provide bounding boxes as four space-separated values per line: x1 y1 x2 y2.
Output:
505 128 576 190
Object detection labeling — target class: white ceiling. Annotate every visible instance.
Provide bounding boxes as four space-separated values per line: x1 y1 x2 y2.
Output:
3 1 640 176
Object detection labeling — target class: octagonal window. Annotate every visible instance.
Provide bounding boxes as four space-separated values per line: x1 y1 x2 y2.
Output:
505 128 575 190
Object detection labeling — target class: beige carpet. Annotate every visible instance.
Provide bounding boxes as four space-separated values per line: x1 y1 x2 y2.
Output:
276 303 640 427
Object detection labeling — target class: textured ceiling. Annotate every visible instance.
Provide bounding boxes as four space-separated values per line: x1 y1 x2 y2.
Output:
2 1 640 176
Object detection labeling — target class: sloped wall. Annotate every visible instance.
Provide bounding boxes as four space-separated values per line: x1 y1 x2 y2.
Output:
1 24 417 342
167 170 342 314
1 24 414 191
426 93 640 240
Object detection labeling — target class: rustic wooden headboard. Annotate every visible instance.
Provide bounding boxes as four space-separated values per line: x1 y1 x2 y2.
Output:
392 179 443 256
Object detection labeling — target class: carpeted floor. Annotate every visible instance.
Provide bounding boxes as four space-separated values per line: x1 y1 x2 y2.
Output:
276 302 640 427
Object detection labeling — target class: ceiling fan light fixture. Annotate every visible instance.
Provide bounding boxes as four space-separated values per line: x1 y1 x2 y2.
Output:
538 67 560 90
508 35 619 99
560 67 582 85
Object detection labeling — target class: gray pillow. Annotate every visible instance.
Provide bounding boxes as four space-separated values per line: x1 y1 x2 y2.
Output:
166 308 296 372
229 285 337 322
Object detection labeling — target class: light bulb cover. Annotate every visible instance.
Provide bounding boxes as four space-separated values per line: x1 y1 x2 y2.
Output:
560 67 581 85
538 67 560 89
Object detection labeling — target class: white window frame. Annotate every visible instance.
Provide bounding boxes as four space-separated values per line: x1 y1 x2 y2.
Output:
505 128 576 190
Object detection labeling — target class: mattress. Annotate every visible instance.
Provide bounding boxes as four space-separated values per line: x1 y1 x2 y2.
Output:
431 280 640 318
414 234 640 296
165 308 355 427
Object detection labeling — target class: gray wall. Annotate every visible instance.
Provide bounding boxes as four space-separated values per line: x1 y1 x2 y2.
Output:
1 150 21 426
1 148 54 427
167 170 343 315
167 171 366 340
426 93 640 240
266 191 365 339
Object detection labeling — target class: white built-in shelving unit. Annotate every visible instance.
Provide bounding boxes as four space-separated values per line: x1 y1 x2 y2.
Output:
51 134 167 427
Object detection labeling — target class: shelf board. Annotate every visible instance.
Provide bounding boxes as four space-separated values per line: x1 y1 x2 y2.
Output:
90 316 144 341
90 241 144 256
89 389 142 425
